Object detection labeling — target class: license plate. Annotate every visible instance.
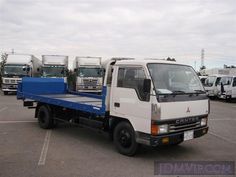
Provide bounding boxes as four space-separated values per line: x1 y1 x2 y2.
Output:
184 130 194 141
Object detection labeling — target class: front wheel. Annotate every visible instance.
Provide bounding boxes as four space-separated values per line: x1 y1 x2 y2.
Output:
113 121 139 156
37 105 54 129
226 96 232 102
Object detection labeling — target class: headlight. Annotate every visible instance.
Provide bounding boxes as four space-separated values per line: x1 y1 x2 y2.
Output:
201 118 207 126
158 124 169 134
151 123 169 135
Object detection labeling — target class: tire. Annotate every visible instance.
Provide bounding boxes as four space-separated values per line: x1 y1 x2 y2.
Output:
113 121 139 156
226 96 232 102
3 91 8 95
37 105 54 129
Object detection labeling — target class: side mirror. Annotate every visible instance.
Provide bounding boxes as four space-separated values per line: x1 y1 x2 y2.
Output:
26 67 30 72
22 67 26 71
37 68 40 72
74 68 77 72
140 79 151 102
233 81 236 87
221 82 225 93
143 79 151 93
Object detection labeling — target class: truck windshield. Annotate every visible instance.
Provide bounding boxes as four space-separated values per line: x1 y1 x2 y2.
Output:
147 64 204 94
205 76 221 87
42 66 65 77
78 68 102 77
3 65 29 77
205 76 216 87
219 77 233 85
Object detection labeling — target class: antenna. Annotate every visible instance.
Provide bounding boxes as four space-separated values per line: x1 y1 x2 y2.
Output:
201 49 204 68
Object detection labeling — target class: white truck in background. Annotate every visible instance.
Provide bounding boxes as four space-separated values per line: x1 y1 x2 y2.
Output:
217 75 236 101
204 74 225 98
1 54 41 95
73 56 103 92
41 55 68 80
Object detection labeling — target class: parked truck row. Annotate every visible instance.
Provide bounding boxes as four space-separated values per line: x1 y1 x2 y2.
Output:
17 58 209 156
200 74 236 101
1 54 104 95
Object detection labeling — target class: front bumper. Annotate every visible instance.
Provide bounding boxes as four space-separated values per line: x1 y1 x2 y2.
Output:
136 126 208 146
206 90 216 97
76 85 102 92
2 84 18 92
218 93 231 100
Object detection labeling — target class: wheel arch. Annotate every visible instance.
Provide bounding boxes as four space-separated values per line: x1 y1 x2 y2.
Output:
35 103 53 118
108 116 133 140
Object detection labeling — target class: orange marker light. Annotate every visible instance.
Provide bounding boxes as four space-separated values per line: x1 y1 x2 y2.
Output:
162 137 169 144
151 124 158 136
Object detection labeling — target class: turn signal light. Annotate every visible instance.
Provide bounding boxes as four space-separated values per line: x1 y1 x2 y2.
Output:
151 124 158 136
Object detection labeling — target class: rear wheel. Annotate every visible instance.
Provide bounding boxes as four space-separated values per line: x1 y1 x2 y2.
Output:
113 121 138 156
3 91 8 95
37 105 54 129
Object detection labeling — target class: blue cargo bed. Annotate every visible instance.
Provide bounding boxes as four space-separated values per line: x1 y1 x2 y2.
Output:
17 78 106 115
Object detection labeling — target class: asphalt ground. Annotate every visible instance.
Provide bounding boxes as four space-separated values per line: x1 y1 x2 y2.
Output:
0 92 235 177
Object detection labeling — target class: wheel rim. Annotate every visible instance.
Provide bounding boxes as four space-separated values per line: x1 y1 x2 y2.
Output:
39 111 46 124
118 129 132 148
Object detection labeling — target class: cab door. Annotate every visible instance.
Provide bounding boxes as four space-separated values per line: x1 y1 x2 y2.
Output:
110 65 151 134
232 77 236 98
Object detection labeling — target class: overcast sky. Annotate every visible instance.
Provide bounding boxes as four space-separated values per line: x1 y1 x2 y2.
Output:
0 0 235 69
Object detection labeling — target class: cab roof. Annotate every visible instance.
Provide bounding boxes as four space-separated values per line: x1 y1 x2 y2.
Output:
115 59 183 66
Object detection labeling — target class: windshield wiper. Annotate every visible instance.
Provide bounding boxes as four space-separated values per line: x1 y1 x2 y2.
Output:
194 90 206 94
157 90 185 95
171 90 186 94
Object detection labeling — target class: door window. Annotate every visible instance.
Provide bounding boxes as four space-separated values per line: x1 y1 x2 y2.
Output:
117 67 148 101
233 77 236 87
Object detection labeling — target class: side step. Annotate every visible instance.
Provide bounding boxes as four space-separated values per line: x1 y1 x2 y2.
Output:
79 117 104 129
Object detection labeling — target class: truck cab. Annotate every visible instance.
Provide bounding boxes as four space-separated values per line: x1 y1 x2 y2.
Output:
41 55 68 82
204 74 224 98
217 75 236 101
2 54 41 95
105 59 209 151
73 56 103 93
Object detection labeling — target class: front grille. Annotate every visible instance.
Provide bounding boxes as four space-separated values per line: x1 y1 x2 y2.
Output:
83 79 97 86
169 121 201 133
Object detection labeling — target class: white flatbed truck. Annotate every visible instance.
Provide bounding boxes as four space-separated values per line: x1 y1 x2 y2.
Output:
17 59 209 156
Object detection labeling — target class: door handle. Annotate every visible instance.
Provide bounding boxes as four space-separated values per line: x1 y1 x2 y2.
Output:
114 102 120 107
